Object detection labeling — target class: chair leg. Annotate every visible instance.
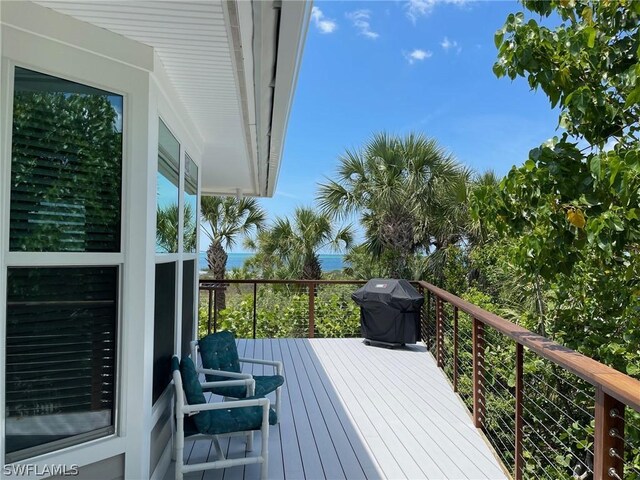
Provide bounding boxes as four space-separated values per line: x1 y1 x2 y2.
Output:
246 431 254 452
171 429 177 462
175 429 184 480
212 437 225 461
260 425 269 480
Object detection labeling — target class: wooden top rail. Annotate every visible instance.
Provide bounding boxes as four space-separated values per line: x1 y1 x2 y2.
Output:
418 281 640 413
200 279 368 285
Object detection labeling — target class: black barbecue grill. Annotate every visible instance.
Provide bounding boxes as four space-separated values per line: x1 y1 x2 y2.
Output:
351 279 424 348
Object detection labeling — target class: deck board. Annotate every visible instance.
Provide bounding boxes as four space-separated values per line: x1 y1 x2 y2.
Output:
165 338 508 480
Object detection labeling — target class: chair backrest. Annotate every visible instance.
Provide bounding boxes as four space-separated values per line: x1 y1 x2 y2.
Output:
172 355 186 416
172 355 214 433
197 331 241 382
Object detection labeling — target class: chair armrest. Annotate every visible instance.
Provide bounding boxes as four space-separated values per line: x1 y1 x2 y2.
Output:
200 378 255 390
238 358 283 375
196 367 252 380
182 397 269 414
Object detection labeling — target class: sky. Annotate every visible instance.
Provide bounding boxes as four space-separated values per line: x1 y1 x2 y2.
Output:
230 0 563 252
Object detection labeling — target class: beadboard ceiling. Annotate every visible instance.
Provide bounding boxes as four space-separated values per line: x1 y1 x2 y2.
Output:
34 1 256 195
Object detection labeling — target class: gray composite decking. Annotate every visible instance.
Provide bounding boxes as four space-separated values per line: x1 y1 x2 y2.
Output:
165 338 508 480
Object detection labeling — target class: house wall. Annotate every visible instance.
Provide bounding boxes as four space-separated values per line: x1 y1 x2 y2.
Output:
49 455 125 480
0 3 203 479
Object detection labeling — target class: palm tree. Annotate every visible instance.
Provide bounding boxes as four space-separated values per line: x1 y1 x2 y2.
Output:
242 230 287 279
259 207 354 280
200 196 266 308
426 170 501 288
317 132 467 278
156 203 197 253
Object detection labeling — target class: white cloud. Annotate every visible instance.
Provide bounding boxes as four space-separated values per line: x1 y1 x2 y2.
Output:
346 10 379 39
405 0 469 23
311 7 337 34
276 191 300 200
441 36 462 53
404 49 433 64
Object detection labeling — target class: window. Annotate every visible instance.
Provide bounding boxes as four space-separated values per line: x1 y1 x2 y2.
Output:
10 67 122 253
181 260 196 355
156 121 180 253
5 67 122 461
184 155 198 253
152 262 176 404
5 268 118 461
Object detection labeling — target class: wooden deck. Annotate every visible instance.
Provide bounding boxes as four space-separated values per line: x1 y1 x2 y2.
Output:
165 338 507 480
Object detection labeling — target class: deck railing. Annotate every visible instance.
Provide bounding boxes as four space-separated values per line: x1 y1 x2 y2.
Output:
419 281 640 480
198 278 640 479
199 279 369 339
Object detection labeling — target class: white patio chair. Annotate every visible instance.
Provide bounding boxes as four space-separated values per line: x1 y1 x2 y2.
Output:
190 331 284 420
171 355 276 480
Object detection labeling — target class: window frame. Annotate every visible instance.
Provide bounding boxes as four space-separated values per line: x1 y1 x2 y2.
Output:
152 112 200 409
1 59 127 463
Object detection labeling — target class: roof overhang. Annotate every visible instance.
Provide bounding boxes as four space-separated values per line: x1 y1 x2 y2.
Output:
25 0 310 198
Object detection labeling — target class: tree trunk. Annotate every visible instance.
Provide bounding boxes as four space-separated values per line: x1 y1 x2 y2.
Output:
389 253 407 279
302 254 322 280
207 240 228 310
380 210 414 279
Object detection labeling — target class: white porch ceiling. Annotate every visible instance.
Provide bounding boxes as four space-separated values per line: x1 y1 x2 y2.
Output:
35 1 257 195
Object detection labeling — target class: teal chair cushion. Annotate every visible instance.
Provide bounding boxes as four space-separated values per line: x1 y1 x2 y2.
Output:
201 396 278 435
203 374 285 399
199 331 241 382
176 356 277 435
178 356 210 432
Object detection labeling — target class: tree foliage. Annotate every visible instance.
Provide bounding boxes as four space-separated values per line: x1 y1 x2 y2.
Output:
486 0 640 373
200 196 266 277
156 203 196 253
245 207 353 280
317 132 469 277
11 91 122 252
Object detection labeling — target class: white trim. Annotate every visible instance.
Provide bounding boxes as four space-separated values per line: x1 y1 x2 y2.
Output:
5 253 125 267
222 0 258 196
2 26 143 99
155 254 181 264
151 387 173 426
119 68 154 479
151 53 203 162
266 0 312 197
9 437 126 480
1 1 153 72
150 436 173 480
0 54 12 476
0 24 150 471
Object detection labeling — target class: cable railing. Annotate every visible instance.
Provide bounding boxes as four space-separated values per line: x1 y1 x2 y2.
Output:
420 281 640 480
198 278 640 479
198 279 369 339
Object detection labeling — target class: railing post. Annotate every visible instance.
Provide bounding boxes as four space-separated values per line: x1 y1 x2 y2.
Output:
594 387 625 480
515 343 523 480
213 289 218 333
472 317 485 429
453 306 458 392
252 282 257 339
439 300 446 368
435 297 443 368
418 285 424 341
426 290 432 347
308 282 315 338
207 288 213 335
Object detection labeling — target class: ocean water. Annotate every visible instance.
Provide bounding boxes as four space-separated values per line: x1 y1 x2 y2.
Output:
198 252 344 272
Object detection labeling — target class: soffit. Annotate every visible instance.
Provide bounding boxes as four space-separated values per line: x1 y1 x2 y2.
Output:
35 1 255 194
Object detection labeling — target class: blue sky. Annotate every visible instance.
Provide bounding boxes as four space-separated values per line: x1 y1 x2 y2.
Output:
230 0 562 251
